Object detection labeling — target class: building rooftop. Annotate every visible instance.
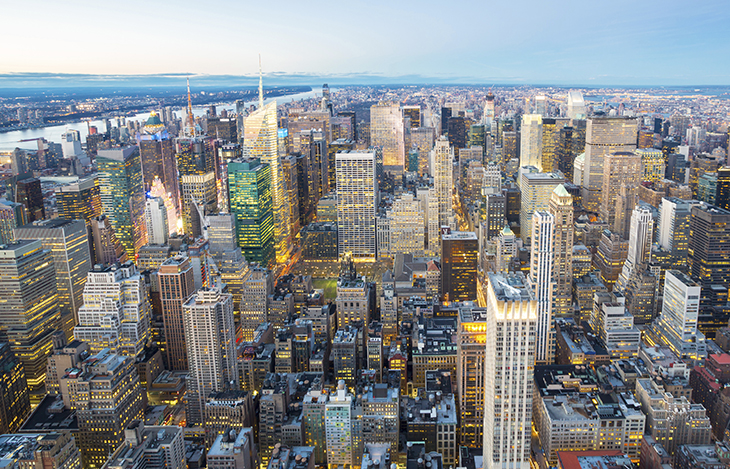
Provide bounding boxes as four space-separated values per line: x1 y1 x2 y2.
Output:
19 395 78 433
556 451 635 469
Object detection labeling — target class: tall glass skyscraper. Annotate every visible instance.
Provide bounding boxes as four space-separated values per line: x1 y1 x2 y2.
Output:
227 158 274 267
97 147 147 258
370 102 405 173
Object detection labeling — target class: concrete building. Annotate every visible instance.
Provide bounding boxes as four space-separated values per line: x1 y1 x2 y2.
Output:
207 428 256 469
519 172 564 244
336 150 377 260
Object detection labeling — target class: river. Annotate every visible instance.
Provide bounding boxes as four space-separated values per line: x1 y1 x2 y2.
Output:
0 88 324 152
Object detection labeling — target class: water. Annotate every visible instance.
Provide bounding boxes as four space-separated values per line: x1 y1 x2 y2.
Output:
0 88 324 152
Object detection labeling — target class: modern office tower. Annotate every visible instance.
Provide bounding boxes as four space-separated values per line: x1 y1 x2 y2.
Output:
74 262 150 357
441 232 478 302
16 177 44 222
566 91 586 119
432 136 455 231
495 225 517 273
636 148 665 183
519 172 565 244
483 272 537 469
0 240 59 400
484 193 506 240
104 421 186 469
557 122 586 183
158 256 194 371
333 326 359 386
336 256 372 329
208 428 256 469
144 197 168 245
66 350 145 469
0 342 31 434
14 219 91 340
181 171 217 239
615 206 653 291
281 155 300 234
502 130 518 164
468 124 487 152
483 92 496 125
440 106 453 135
206 213 236 254
600 151 642 227
457 305 488 447
582 117 638 212
613 182 640 239
591 291 641 358
416 186 440 256
716 166 730 210
240 266 271 341
336 150 377 260
387 193 424 257
244 95 290 264
90 215 127 266
227 158 275 266
540 118 569 172
301 222 338 260
56 175 102 229
520 114 543 170
302 388 330 465
697 173 718 204
0 201 22 244
548 186 574 317
402 105 421 128
572 245 592 278
412 127 435 172
530 211 556 366
646 270 706 360
689 154 721 198
657 197 699 267
447 115 467 154
369 102 405 172
183 288 237 425
11 148 28 176
138 113 179 206
688 204 730 304
533 95 547 116
97 146 147 258
325 380 357 468
593 231 629 290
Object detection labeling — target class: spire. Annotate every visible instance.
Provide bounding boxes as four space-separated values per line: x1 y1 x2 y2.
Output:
186 77 195 137
258 54 264 109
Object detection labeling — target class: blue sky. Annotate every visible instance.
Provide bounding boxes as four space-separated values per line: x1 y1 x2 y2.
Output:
2 0 729 85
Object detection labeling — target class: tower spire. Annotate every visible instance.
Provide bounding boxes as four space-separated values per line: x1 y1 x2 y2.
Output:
258 54 264 109
186 77 195 137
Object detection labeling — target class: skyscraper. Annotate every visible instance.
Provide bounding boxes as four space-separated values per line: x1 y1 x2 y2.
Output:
716 166 730 210
457 305 488 447
530 211 554 364
16 177 45 223
615 205 653 292
433 136 455 231
519 172 565 244
566 91 586 119
370 102 405 173
688 203 730 306
97 146 147 258
657 197 700 267
0 240 59 401
0 341 30 434
548 185 573 317
158 256 195 371
14 219 92 341
56 175 102 229
90 215 127 266
582 117 638 212
520 114 543 170
183 288 238 425
600 151 642 227
137 112 179 212
74 262 150 357
540 117 568 172
227 158 274 267
243 94 290 264
636 148 665 183
336 150 377 260
144 197 168 245
483 272 537 469
325 380 357 468
441 232 478 302
181 171 217 239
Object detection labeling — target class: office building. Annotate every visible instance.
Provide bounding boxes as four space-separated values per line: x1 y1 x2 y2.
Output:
144 198 168 245
716 166 730 210
325 380 357 468
541 118 569 172
90 215 127 266
138 115 179 211
600 151 642 227
591 292 641 358
16 178 45 223
97 147 147 258
636 148 665 183
228 158 275 266
549 185 574 317
207 428 256 469
594 231 628 290
520 114 543 170
387 192 425 257
301 222 338 260
457 305 487 447
158 256 195 371
336 150 377 260
441 232 478 302
181 171 217 239
207 213 237 254
432 136 455 231
688 204 730 306
531 211 555 364
582 118 638 211
183 288 238 425
370 102 405 172
204 390 254 448
103 420 185 469
0 342 31 434
0 433 81 469
14 219 92 340
66 350 145 469
520 171 565 244
74 262 150 357
56 176 102 228
657 197 699 267
240 266 272 341
566 91 586 119
615 206 653 292
0 240 59 400
483 273 537 469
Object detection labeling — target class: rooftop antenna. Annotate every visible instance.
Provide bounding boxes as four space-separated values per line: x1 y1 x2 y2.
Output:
258 54 264 109
186 77 196 137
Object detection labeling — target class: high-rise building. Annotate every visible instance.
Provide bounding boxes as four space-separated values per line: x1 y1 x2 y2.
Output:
594 230 629 290
74 262 150 357
371 102 405 173
104 420 186 469
227 158 275 266
183 288 238 425
158 256 195 371
441 232 478 302
14 219 92 341
548 186 574 317
483 272 537 469
90 215 127 266
582 117 638 212
566 91 586 119
540 118 569 172
432 136 455 231
244 95 291 263
0 240 59 401
0 342 31 434
556 122 586 183
0 432 81 469
65 350 145 469
591 291 641 358
520 114 543 170
615 206 653 292
181 171 217 240
56 175 102 229
600 151 642 228
636 148 665 183
457 305 487 447
716 166 730 210
325 380 357 468
484 92 496 126
16 178 45 223
530 211 555 364
144 197 168 245
336 150 377 260
657 197 700 267
688 204 730 306
335 256 372 329
387 193 425 257
97 146 147 258
138 114 179 212
519 172 565 244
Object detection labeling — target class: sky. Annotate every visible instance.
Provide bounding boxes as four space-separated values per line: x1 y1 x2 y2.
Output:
2 0 730 86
